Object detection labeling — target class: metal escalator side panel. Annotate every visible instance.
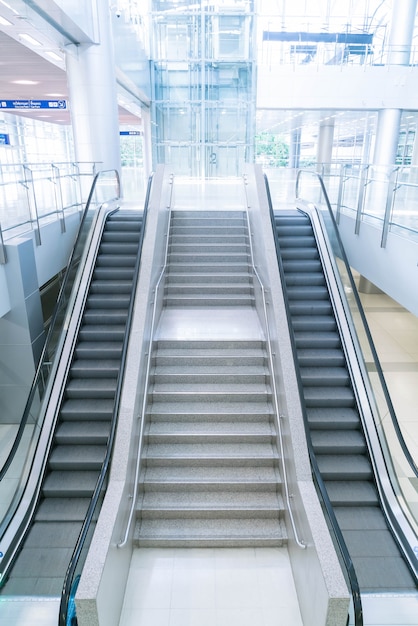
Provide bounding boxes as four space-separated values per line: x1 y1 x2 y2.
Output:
306 207 418 581
275 208 418 591
0 205 116 589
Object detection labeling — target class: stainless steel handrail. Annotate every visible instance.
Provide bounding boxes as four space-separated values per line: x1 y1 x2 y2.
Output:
243 175 306 549
117 174 174 549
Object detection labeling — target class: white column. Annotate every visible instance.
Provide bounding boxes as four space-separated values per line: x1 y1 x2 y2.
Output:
387 0 418 65
65 0 121 177
316 118 335 172
289 126 301 169
141 107 153 178
373 108 402 166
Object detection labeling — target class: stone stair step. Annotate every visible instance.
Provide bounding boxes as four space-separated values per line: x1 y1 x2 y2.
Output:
135 517 287 547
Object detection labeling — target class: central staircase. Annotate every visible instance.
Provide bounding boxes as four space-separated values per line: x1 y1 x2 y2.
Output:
134 211 287 547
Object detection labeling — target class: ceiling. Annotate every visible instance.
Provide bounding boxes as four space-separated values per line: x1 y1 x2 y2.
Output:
0 29 141 126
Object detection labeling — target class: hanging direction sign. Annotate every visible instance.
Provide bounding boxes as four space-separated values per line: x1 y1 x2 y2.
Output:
0 100 67 110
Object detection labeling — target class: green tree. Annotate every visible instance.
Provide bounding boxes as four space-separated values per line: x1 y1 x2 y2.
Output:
255 132 289 167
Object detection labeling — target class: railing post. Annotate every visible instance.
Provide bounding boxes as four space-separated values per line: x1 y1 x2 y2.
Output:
335 163 345 224
0 223 7 264
23 165 41 245
355 164 369 235
52 164 66 233
381 167 398 248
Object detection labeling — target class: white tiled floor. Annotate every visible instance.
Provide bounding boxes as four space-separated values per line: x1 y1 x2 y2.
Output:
118 547 303 626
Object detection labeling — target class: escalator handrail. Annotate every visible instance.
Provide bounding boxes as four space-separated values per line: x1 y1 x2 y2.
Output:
59 173 154 626
295 168 418 479
0 169 121 482
264 174 363 626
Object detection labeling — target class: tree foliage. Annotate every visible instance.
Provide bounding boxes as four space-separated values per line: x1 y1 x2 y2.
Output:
255 132 289 166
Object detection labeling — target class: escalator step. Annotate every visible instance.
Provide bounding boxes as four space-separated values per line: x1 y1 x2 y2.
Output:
75 341 123 359
325 481 379 506
317 455 373 479
298 348 345 367
82 310 128 324
311 430 366 454
93 267 136 281
65 378 118 399
99 242 139 256
60 398 114 420
90 280 133 294
70 359 121 378
55 421 111 444
303 385 355 407
300 367 350 386
287 285 329 300
87 294 131 309
285 273 325 287
95 254 137 267
292 315 336 332
306 407 360 430
295 331 341 349
42 470 100 497
78 325 126 341
289 301 333 315
49 444 106 470
276 236 316 248
35 497 92 522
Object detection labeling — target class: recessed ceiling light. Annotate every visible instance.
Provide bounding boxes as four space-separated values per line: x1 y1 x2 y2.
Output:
0 0 18 14
46 92 65 97
12 79 39 85
45 51 62 62
0 15 12 26
19 33 42 46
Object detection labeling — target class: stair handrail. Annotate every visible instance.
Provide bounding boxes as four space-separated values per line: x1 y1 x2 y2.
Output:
59 173 154 626
117 173 174 550
243 176 306 550
264 174 363 626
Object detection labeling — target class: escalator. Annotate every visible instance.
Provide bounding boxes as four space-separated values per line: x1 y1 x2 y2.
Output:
273 210 417 611
0 209 145 615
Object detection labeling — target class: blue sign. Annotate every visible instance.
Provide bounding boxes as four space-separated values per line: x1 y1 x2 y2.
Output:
0 100 67 110
120 130 142 136
0 133 10 145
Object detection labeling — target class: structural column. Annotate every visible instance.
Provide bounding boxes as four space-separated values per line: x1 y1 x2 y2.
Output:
372 0 417 167
289 126 301 169
65 0 121 177
316 118 335 173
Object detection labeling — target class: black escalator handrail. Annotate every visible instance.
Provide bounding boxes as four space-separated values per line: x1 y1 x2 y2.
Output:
295 168 418 479
59 173 154 626
264 174 363 626
0 169 121 482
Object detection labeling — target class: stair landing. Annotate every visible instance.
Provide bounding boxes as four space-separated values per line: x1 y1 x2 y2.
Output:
155 306 264 342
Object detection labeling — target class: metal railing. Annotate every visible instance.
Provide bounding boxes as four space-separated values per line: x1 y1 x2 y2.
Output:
243 175 306 550
264 163 418 249
0 161 100 260
259 39 418 69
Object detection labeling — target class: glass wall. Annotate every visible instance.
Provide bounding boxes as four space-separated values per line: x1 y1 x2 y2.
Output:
150 0 256 177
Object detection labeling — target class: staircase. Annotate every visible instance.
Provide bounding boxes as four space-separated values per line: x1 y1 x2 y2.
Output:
274 210 416 593
134 210 286 547
2 210 143 596
165 210 254 307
